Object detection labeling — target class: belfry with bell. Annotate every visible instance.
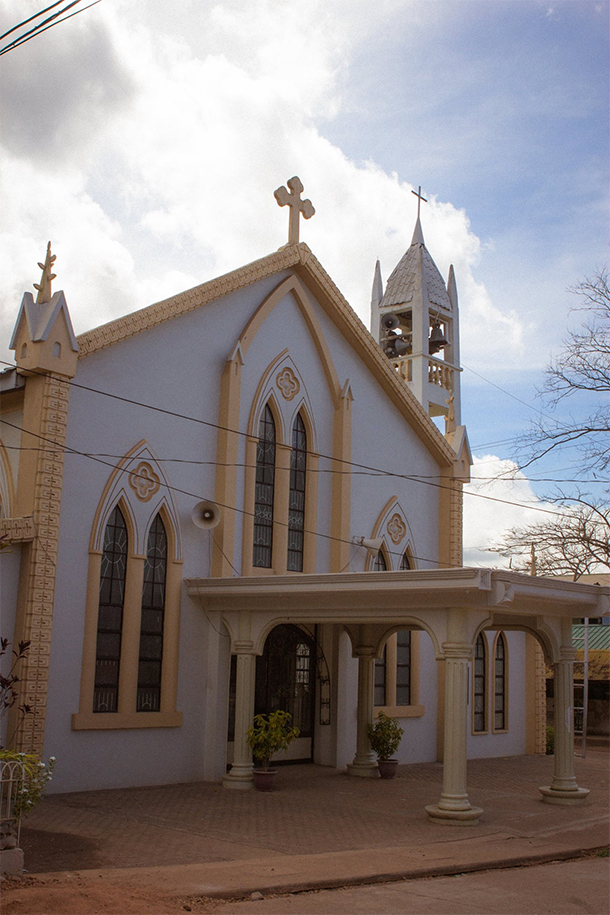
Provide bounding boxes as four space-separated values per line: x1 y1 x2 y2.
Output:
370 187 462 439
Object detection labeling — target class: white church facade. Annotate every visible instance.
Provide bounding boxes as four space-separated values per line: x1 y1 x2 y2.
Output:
1 179 605 824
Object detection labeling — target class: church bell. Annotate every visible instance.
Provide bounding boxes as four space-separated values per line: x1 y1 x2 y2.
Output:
428 322 449 354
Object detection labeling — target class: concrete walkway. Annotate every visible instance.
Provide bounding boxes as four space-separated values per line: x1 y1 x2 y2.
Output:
18 744 609 900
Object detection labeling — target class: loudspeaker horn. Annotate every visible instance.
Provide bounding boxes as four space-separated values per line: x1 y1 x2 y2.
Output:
353 535 384 555
192 500 221 529
381 313 400 331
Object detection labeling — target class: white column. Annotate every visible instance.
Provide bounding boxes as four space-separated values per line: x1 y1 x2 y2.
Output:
540 652 589 805
426 641 483 825
223 643 257 790
346 646 379 777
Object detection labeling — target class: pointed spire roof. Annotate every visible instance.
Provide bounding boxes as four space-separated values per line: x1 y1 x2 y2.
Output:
380 217 451 312
371 259 383 310
411 216 424 247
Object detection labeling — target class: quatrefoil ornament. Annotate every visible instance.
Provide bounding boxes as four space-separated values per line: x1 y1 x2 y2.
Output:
129 462 161 502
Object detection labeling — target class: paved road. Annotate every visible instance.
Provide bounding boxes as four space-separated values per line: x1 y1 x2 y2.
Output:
216 857 610 915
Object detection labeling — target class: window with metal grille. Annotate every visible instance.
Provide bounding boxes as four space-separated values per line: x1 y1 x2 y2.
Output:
494 633 506 730
374 643 387 706
93 506 127 712
473 633 487 732
400 551 411 570
253 404 275 568
137 514 167 712
287 414 307 571
395 631 411 705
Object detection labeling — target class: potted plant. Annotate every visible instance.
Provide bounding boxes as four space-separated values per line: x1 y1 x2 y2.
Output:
246 709 300 790
367 712 404 778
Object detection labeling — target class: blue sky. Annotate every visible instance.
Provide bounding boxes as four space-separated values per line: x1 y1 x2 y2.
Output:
0 0 608 563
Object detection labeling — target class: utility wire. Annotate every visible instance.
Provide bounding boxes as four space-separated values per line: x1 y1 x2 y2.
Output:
0 361 592 519
0 0 102 56
0 442 600 487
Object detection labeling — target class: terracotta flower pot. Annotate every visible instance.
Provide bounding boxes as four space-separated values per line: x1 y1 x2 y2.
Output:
253 769 277 791
377 758 399 779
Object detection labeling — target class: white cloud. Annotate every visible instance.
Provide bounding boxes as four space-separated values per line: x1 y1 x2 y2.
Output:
0 0 587 380
463 454 555 567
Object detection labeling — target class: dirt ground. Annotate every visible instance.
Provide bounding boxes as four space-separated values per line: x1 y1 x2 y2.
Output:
1 872 222 915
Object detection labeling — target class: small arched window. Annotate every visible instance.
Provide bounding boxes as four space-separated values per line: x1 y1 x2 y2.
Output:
494 633 507 731
137 514 167 712
253 405 276 568
473 633 487 733
373 549 388 571
94 506 128 712
400 551 411 570
287 414 307 571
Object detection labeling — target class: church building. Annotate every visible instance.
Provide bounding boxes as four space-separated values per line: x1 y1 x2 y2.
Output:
1 178 605 824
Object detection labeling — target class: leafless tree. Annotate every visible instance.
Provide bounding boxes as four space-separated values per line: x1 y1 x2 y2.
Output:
490 498 609 580
518 269 609 483
497 271 610 578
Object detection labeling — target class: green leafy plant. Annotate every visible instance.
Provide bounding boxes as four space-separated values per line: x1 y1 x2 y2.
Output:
546 726 555 755
0 749 56 817
246 710 300 770
367 712 404 760
1 638 33 739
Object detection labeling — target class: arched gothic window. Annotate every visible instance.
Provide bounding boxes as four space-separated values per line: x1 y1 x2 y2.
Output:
137 514 167 712
287 414 307 571
473 633 487 733
253 405 276 568
373 548 412 708
494 633 507 731
400 551 411 570
94 506 128 712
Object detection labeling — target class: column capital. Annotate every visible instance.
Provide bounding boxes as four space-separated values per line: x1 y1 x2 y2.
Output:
233 640 256 654
442 641 473 659
558 647 576 662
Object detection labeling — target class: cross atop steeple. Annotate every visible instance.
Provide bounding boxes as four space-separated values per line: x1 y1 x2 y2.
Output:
411 185 427 220
33 241 57 304
274 176 315 245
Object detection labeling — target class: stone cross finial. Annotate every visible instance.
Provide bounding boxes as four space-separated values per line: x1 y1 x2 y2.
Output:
33 241 57 304
411 185 427 219
274 176 315 245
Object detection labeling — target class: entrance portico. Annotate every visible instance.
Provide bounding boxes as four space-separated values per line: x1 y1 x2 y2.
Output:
186 568 608 823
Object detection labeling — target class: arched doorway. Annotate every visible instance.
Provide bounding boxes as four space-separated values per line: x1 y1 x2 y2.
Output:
255 624 316 761
227 624 316 763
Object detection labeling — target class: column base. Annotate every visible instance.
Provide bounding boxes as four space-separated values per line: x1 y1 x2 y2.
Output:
346 761 380 778
222 764 254 789
539 785 590 805
425 803 483 826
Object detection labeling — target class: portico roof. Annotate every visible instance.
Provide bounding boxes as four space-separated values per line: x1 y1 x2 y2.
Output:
186 568 609 620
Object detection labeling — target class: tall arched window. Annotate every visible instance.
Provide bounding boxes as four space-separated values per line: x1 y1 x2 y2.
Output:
94 506 128 712
287 414 307 571
473 633 487 733
494 633 507 731
137 514 167 712
253 405 276 568
400 551 411 570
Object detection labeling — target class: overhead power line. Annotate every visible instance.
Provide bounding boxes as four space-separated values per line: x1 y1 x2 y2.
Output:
0 0 102 57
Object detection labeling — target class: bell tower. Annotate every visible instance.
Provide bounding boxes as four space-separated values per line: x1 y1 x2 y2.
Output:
371 198 462 435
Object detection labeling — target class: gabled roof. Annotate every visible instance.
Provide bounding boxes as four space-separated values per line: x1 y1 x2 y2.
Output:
380 218 452 312
10 290 78 352
76 243 457 465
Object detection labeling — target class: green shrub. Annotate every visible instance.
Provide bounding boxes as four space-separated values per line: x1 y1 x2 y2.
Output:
367 712 404 760
246 710 300 770
0 750 55 818
546 726 554 755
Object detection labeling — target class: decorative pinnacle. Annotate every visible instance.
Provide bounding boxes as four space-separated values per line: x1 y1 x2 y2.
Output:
274 176 315 245
33 241 57 304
